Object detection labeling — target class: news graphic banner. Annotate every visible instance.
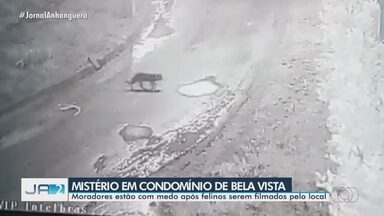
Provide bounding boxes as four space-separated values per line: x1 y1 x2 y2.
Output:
21 178 329 202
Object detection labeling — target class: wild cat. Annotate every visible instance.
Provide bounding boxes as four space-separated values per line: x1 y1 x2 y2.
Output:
125 73 163 91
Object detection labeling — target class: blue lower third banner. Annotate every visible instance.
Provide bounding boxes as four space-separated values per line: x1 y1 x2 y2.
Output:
21 177 329 202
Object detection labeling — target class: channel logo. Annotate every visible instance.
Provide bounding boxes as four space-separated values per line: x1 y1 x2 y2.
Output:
21 178 68 201
330 186 359 203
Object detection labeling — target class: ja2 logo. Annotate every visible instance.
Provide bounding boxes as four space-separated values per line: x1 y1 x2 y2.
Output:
25 184 65 195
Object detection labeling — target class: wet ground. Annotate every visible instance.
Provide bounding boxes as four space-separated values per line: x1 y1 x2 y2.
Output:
0 0 287 203
177 76 222 97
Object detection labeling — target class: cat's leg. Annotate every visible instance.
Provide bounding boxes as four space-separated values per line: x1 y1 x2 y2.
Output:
150 81 157 91
139 81 145 90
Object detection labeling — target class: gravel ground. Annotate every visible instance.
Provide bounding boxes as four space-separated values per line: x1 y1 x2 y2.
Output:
2 0 383 215
90 0 334 215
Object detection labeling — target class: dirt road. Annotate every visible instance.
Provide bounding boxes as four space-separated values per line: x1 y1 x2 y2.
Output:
87 0 334 215
0 0 289 204
6 0 381 215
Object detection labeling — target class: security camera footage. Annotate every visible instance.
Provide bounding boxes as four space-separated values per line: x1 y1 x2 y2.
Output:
0 0 383 215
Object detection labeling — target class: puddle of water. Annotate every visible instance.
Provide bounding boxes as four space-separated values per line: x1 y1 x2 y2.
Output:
118 124 153 142
177 76 222 97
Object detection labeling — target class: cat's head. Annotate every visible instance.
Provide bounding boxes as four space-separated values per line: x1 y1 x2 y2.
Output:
155 74 163 80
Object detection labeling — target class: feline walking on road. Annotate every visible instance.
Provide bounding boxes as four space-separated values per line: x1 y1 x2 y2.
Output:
126 73 163 91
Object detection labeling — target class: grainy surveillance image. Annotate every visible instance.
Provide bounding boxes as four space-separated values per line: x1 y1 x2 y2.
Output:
0 0 383 215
